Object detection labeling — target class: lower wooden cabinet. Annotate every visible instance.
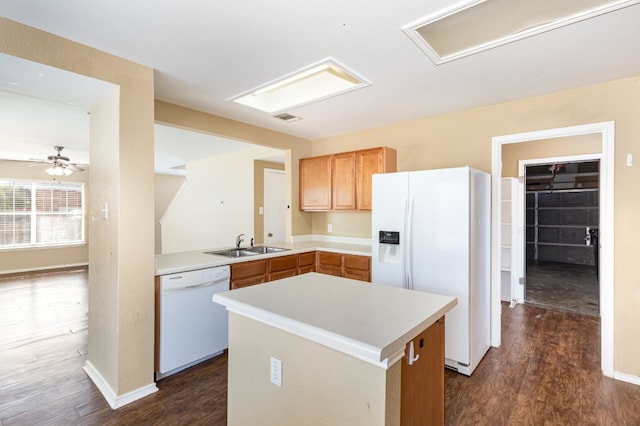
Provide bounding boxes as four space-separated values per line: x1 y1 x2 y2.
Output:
315 251 343 277
298 252 316 274
268 254 298 282
316 252 371 282
231 252 318 289
230 259 268 290
231 251 371 289
401 316 445 426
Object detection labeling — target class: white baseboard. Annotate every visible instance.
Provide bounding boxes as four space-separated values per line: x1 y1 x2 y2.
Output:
0 262 88 276
614 370 640 387
83 361 158 409
291 234 371 246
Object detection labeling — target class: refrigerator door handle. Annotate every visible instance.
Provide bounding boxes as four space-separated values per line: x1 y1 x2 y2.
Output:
401 196 409 289
406 196 414 290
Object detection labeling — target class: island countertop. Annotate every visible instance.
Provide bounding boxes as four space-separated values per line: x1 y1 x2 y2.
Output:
213 272 457 368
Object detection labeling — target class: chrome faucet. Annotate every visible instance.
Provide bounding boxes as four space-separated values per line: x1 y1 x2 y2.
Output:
236 233 245 249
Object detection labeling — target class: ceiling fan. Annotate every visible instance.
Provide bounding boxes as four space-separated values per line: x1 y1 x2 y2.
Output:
44 145 85 176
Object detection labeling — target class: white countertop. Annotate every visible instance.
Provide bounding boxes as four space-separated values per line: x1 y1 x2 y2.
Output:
155 240 371 275
213 272 457 368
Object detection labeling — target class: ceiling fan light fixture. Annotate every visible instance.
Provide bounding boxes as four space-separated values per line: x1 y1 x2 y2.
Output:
46 165 60 176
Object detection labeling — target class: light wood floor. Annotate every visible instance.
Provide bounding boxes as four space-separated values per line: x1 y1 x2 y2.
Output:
1 269 639 425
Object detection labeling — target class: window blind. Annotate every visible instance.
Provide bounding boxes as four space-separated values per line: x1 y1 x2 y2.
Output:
0 180 85 248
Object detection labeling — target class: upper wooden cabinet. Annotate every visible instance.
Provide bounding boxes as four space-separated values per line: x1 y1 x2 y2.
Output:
299 155 332 211
332 152 357 210
299 147 396 211
357 148 397 210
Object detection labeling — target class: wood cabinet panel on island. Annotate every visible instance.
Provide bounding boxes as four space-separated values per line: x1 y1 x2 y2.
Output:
401 316 445 425
299 146 396 211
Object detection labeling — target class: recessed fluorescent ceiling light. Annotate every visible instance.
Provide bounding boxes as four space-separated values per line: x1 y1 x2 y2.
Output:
229 59 370 114
403 0 640 64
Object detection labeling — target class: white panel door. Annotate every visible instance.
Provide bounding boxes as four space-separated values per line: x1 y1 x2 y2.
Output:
409 167 471 366
264 169 285 244
371 172 408 288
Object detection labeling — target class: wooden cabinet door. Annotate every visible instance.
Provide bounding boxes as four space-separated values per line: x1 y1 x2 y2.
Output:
230 259 267 289
231 274 266 290
268 254 298 282
400 317 445 426
342 253 371 282
298 252 316 274
332 152 356 210
356 147 397 210
316 251 342 277
300 155 332 211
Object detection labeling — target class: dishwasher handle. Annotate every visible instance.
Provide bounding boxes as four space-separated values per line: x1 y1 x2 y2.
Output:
163 276 230 293
185 278 229 289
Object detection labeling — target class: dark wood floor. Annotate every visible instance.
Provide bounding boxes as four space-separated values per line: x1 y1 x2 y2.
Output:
1 269 639 425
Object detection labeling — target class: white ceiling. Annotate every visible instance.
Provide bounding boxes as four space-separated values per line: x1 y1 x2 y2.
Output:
1 1 640 168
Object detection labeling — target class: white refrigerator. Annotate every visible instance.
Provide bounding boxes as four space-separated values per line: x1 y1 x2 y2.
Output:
371 166 491 376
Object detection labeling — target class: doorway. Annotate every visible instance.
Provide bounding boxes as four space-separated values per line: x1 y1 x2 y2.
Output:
263 168 286 244
523 159 600 316
491 121 614 377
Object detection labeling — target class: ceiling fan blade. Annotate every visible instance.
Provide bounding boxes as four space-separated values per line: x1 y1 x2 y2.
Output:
66 163 85 172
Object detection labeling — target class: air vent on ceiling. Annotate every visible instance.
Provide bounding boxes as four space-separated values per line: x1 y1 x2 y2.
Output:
274 113 302 122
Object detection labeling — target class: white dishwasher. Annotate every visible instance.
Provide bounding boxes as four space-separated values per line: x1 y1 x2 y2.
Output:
157 265 230 379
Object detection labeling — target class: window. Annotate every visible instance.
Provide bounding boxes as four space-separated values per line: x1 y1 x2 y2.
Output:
0 180 85 248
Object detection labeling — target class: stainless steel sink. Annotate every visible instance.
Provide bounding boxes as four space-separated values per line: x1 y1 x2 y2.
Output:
245 246 289 254
203 246 288 257
204 249 259 258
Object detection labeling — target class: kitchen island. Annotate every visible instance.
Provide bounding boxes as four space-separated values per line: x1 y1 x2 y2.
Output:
213 272 457 426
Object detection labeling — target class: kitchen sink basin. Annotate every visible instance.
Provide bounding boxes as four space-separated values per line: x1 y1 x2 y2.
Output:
203 246 288 257
204 249 259 258
245 246 289 254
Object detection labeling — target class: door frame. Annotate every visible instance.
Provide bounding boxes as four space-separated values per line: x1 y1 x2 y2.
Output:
491 121 614 377
514 153 602 304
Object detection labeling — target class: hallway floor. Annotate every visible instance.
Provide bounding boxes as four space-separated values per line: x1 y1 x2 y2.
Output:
525 260 599 316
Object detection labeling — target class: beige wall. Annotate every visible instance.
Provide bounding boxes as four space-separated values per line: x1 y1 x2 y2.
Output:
154 174 185 254
1 17 156 397
311 76 640 377
161 146 283 253
502 134 602 177
254 160 285 245
0 159 89 273
155 101 314 239
227 313 401 425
